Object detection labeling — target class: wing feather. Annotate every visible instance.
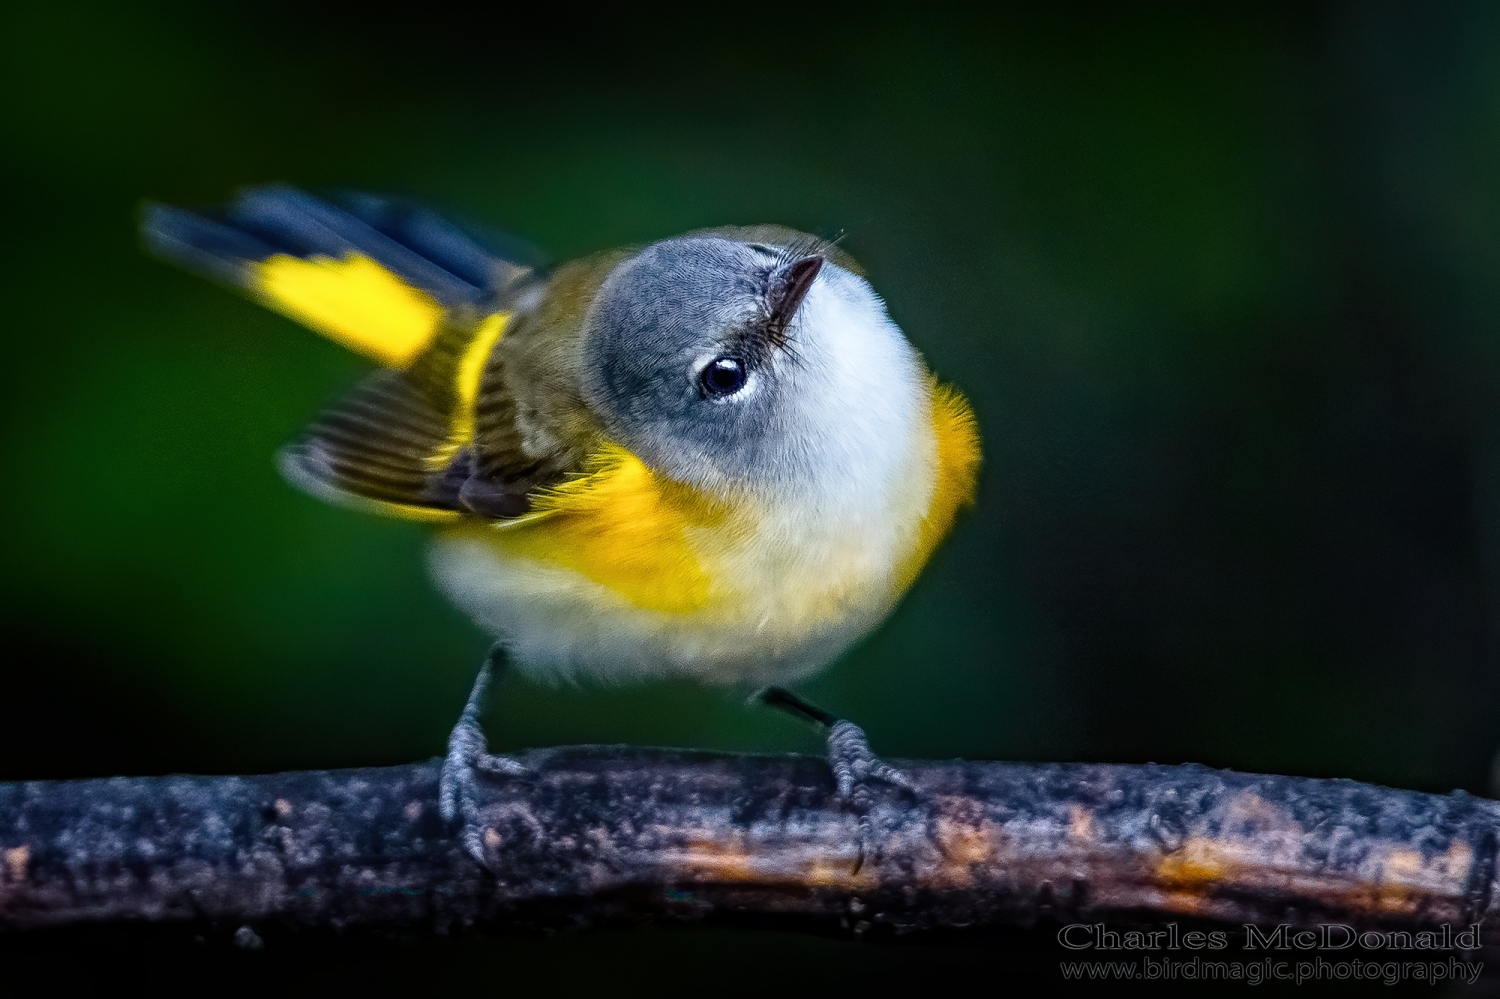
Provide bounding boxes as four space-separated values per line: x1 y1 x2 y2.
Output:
143 187 608 522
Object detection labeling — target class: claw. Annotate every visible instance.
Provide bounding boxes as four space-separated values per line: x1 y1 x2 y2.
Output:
477 755 528 776
754 686 924 875
439 651 527 867
824 719 919 874
828 719 914 801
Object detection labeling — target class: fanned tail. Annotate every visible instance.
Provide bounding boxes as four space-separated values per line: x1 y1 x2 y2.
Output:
142 187 545 519
142 185 541 368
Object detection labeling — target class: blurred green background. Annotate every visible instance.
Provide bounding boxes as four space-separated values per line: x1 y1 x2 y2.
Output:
4 0 1500 988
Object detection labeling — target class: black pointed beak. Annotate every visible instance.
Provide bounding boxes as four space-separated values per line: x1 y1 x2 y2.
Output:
766 254 824 344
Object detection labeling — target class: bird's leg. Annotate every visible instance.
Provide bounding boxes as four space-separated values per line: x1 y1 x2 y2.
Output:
759 687 914 802
439 644 528 867
757 687 915 870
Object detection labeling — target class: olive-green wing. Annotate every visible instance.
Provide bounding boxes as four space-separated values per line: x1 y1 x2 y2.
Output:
460 252 627 518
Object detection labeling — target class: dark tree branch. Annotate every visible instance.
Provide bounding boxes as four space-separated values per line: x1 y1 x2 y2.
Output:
1 748 1497 949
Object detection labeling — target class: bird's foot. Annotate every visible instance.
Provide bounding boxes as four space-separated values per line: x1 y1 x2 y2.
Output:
438 652 528 868
758 687 916 873
826 718 917 873
827 718 915 807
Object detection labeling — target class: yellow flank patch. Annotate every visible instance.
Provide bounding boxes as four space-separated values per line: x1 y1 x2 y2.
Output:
491 444 729 614
892 380 982 593
424 312 510 472
253 253 444 368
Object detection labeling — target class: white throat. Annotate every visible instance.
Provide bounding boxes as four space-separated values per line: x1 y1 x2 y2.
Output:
760 264 930 520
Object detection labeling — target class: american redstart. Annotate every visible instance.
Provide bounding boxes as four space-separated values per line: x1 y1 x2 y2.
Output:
143 187 980 862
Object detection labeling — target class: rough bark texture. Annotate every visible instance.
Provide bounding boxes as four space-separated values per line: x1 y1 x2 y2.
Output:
0 748 1496 948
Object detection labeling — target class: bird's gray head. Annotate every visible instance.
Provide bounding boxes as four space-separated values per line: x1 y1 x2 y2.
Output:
580 231 926 501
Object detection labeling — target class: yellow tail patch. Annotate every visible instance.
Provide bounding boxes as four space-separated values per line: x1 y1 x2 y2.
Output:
254 253 445 368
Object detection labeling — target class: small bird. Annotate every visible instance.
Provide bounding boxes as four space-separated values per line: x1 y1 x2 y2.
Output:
143 187 981 862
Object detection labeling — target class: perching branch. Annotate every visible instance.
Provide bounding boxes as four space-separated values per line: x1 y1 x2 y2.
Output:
0 748 1497 947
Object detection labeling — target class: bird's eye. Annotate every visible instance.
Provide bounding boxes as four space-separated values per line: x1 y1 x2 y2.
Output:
700 356 747 396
